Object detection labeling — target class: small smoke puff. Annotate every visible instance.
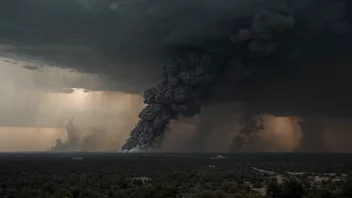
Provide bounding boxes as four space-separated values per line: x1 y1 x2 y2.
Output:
55 88 75 94
108 2 120 10
252 10 295 33
23 65 38 71
129 146 147 153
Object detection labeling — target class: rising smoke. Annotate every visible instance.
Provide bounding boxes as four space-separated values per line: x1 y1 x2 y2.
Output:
122 6 297 151
121 0 351 152
122 51 224 151
51 118 108 152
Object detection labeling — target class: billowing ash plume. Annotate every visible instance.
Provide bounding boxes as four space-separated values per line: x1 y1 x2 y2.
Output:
122 7 296 151
122 51 224 151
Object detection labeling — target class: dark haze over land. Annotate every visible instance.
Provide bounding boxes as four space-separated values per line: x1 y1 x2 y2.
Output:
1 0 352 152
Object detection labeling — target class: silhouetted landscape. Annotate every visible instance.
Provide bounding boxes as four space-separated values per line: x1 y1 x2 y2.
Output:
0 153 351 198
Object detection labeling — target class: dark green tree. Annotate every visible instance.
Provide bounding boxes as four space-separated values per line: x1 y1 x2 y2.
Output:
342 179 352 198
266 181 281 198
280 178 305 198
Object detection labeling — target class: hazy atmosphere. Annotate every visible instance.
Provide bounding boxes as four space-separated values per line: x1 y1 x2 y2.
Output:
1 0 352 152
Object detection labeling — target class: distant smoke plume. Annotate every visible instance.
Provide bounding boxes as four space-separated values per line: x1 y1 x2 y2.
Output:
52 118 80 151
51 118 108 152
230 111 265 152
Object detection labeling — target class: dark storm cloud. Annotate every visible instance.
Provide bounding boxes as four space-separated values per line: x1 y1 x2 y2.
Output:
1 0 352 151
118 0 352 151
1 0 349 93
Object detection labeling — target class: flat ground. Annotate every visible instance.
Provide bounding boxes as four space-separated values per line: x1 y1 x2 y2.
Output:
0 153 351 198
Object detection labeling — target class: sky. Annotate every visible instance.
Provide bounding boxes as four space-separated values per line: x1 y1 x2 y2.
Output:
0 58 146 151
0 0 352 152
0 57 351 152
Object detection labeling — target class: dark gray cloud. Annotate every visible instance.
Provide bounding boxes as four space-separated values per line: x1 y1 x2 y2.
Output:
1 0 352 151
1 0 350 94
117 0 352 150
3 1 348 114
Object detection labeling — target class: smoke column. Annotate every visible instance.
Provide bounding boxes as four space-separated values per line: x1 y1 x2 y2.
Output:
51 118 110 152
121 51 224 151
122 8 296 151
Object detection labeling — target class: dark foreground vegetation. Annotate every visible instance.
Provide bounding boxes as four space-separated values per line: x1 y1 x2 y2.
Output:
0 153 351 198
